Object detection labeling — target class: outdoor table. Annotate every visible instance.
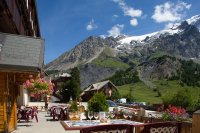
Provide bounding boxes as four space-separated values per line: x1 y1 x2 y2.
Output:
17 107 38 122
60 119 144 133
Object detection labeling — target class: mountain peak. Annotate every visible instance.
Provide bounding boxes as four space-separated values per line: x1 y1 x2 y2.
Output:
186 14 200 30
187 14 200 25
178 21 189 30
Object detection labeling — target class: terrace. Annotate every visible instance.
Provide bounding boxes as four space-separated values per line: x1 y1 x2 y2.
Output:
13 101 200 133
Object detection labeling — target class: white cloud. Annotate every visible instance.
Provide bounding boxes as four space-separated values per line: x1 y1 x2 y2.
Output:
130 18 138 26
86 19 98 31
112 14 119 18
112 0 142 27
108 24 124 37
124 8 142 17
152 1 192 23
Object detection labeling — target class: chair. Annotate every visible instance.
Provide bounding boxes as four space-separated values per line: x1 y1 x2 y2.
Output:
49 106 57 116
81 124 132 133
140 122 181 133
31 106 38 122
53 107 64 120
17 108 32 122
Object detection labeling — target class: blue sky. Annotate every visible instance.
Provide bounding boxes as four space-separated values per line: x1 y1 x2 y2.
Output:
36 0 200 64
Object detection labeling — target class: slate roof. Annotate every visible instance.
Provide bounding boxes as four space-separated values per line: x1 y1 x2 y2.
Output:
0 32 44 72
84 80 117 92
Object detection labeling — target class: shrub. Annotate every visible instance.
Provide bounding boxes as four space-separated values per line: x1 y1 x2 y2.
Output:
162 89 192 109
88 93 109 112
188 94 200 112
69 101 78 111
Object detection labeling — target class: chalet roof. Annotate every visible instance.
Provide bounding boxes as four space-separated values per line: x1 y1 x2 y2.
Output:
0 32 44 72
84 80 117 92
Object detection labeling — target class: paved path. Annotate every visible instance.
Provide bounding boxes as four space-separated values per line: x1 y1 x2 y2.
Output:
13 111 79 133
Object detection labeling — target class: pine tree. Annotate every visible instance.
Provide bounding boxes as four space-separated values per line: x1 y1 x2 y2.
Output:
70 67 81 100
61 67 81 102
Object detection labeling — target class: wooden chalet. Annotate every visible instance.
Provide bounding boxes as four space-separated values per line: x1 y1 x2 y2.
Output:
50 72 71 93
0 0 42 132
0 33 44 132
81 80 117 101
0 0 40 37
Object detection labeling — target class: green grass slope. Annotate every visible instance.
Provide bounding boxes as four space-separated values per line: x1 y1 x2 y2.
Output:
93 58 129 69
117 80 200 104
92 47 129 69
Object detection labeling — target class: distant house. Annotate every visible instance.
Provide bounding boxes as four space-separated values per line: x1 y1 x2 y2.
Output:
50 72 71 93
80 80 117 101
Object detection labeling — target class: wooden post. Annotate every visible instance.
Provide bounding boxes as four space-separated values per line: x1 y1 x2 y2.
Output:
192 110 200 133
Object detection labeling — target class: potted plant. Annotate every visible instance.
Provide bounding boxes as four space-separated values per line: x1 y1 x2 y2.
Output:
23 75 54 108
158 104 190 122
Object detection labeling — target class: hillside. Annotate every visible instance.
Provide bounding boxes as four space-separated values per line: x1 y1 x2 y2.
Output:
45 15 200 89
110 55 200 104
117 80 200 104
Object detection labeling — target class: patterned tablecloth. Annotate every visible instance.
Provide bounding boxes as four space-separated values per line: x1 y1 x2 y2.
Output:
63 119 143 128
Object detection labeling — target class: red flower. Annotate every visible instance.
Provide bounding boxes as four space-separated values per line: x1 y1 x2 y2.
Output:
23 75 54 98
161 105 188 121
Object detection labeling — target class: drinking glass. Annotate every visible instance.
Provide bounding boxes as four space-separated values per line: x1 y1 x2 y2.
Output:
128 110 133 120
94 112 99 120
88 111 93 122
123 110 128 119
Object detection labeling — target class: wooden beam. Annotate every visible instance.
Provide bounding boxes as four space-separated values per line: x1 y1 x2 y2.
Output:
192 110 200 133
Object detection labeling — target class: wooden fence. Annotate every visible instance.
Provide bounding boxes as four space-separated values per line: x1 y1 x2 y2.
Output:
115 113 192 133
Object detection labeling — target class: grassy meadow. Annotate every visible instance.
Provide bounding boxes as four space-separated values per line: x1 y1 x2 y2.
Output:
117 80 200 104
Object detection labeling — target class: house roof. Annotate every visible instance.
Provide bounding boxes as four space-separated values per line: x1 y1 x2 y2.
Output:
48 72 71 81
84 80 117 92
55 73 71 78
0 32 44 72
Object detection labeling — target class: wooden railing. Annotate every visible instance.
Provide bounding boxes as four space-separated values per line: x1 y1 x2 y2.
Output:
115 114 192 133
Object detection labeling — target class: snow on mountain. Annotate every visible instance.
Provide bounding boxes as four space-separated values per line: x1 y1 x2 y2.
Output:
118 32 159 44
116 14 200 50
187 15 200 25
187 15 200 30
117 27 181 47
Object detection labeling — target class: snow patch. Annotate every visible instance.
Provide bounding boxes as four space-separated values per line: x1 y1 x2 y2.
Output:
186 15 200 25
